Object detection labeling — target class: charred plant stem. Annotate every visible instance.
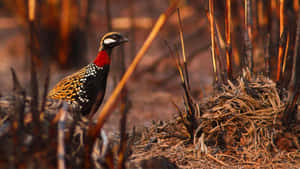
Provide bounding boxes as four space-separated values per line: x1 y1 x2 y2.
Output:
28 0 40 136
264 34 271 77
11 68 26 129
209 0 218 83
282 7 300 127
276 0 285 82
282 32 290 74
294 0 299 13
225 0 233 80
41 68 50 113
214 22 226 82
177 8 191 90
244 0 253 71
117 45 129 169
291 9 300 87
282 89 299 126
117 88 129 169
57 106 67 169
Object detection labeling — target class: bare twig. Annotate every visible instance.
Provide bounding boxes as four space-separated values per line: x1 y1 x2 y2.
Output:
11 68 24 96
208 0 218 83
244 0 253 71
117 88 129 169
291 10 300 87
207 153 229 167
117 47 130 169
177 8 191 90
57 105 68 169
119 43 130 113
264 34 271 77
173 47 195 117
282 9 300 125
11 68 26 129
282 32 290 74
30 44 40 133
225 0 233 80
167 41 196 139
214 21 226 82
294 0 299 13
28 0 35 21
41 68 50 113
28 0 40 136
276 0 285 81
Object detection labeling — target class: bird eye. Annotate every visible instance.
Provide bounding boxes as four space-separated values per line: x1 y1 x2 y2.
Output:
103 38 116 45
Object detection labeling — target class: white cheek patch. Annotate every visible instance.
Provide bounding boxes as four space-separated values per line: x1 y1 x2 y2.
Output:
104 38 116 45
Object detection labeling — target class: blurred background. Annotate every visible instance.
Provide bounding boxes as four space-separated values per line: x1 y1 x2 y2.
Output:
0 0 296 130
0 0 213 130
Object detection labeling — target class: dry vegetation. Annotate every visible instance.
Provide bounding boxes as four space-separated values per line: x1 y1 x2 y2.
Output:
131 70 300 168
0 0 300 168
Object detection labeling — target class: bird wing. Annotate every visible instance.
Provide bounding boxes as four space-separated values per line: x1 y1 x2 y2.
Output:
48 67 86 102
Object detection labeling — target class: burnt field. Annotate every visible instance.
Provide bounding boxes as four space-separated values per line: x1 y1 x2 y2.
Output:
0 0 299 168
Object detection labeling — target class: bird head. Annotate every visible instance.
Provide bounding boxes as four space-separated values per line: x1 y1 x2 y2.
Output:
93 32 128 67
99 32 128 51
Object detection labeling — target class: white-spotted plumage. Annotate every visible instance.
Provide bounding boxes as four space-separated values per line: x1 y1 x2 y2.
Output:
75 64 105 105
48 32 127 116
48 63 106 109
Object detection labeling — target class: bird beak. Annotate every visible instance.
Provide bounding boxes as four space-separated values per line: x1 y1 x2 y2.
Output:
120 37 128 44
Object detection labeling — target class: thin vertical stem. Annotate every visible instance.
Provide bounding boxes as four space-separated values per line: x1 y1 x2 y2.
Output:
177 8 191 89
177 8 187 63
294 0 299 13
257 0 267 28
291 9 300 88
225 0 232 80
209 0 218 82
282 32 290 74
276 0 285 81
117 87 129 169
264 34 271 77
57 107 67 169
28 0 40 136
244 0 253 71
11 68 25 129
282 5 300 126
28 0 35 21
41 68 50 113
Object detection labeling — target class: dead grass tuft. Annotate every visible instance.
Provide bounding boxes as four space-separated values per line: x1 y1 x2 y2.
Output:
130 70 300 168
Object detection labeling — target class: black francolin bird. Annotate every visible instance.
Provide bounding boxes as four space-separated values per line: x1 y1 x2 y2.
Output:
48 32 128 116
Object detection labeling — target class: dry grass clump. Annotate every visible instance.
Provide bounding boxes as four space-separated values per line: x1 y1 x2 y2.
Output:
130 70 300 168
196 70 299 167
